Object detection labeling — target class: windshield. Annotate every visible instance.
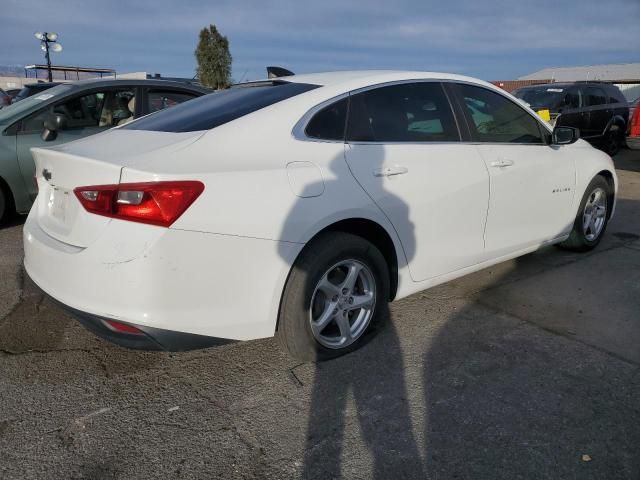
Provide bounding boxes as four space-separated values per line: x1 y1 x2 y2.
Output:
0 84 73 123
125 81 319 132
513 86 578 111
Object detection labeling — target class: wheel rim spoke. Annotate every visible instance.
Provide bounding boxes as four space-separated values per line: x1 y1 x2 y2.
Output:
312 301 337 334
336 314 352 343
347 292 374 310
341 264 361 291
316 276 339 297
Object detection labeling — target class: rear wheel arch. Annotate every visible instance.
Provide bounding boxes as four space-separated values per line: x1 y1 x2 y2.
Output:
319 218 399 300
284 217 400 306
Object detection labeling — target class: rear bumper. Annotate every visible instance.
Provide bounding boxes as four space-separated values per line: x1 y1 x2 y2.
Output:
44 289 235 351
23 205 303 343
626 136 640 150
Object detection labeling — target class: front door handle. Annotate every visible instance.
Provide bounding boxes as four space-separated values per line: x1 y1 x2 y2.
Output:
373 166 409 177
490 158 514 168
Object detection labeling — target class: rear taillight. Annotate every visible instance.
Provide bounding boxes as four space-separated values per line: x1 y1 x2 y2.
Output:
74 181 204 227
630 107 640 137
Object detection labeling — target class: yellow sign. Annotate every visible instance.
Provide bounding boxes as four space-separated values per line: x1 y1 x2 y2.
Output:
537 109 551 122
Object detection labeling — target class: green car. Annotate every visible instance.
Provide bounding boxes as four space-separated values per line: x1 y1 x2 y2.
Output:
0 79 209 223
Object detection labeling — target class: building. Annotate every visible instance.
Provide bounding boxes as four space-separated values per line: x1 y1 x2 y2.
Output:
517 63 640 102
0 65 200 91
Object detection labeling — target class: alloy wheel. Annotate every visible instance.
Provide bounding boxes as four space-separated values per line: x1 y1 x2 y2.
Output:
309 259 376 349
582 187 607 241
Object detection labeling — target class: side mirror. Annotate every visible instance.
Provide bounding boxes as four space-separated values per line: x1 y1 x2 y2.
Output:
552 126 579 145
41 112 68 141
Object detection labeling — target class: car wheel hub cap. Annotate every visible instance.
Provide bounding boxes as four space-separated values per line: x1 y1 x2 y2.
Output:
310 259 376 349
582 187 607 241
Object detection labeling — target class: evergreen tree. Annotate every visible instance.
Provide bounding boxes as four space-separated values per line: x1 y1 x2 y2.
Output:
195 25 232 89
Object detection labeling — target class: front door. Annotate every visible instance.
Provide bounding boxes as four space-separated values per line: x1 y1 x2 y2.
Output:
343 81 489 282
15 88 136 200
452 83 576 259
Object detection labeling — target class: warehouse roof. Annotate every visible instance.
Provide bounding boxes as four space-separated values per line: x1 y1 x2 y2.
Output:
518 63 640 82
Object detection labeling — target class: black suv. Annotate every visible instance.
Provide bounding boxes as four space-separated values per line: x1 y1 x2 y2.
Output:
512 82 628 155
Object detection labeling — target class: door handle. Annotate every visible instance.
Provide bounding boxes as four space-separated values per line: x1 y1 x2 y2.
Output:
373 166 409 177
490 158 514 168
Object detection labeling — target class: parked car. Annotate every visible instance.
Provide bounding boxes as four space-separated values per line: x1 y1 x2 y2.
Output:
23 71 617 360
512 82 628 155
627 98 640 150
0 78 210 223
11 82 62 103
5 89 22 101
0 88 11 108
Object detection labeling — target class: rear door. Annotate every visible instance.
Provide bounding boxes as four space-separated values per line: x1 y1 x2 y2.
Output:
450 82 576 259
583 86 609 138
343 81 489 282
15 87 136 200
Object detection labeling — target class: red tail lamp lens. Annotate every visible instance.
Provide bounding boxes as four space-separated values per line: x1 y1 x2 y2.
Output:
103 319 145 335
74 181 204 227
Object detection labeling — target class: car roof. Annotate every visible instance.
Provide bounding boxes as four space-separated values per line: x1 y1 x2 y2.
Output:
249 70 494 90
60 78 210 92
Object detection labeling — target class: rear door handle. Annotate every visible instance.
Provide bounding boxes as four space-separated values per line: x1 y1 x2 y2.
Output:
490 158 514 168
373 166 409 177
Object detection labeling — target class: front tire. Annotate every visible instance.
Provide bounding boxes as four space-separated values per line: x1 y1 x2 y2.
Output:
277 232 389 361
559 175 612 251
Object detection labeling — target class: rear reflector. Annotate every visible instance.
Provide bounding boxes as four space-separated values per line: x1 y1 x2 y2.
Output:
103 319 145 335
74 181 204 227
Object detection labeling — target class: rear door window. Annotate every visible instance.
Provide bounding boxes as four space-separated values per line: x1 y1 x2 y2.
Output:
146 89 198 114
345 82 459 142
125 82 319 132
585 87 607 106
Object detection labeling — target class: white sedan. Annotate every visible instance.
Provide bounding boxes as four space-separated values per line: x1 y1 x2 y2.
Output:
23 71 617 360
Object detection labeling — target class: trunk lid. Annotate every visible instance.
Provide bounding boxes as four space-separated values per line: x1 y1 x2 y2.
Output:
32 148 123 248
30 129 204 248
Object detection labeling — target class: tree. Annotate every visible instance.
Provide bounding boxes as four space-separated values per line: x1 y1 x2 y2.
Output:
195 25 232 89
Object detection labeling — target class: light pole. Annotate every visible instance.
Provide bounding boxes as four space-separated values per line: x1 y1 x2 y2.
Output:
34 32 63 82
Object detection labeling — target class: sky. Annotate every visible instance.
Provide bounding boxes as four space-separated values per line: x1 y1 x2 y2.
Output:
1 0 639 82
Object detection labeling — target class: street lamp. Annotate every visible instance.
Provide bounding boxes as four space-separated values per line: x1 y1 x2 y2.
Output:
34 32 63 82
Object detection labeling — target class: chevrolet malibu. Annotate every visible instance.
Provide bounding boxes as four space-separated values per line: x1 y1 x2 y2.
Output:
23 71 617 360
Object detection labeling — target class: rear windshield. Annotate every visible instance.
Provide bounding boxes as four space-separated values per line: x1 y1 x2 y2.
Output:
513 86 577 111
125 81 319 132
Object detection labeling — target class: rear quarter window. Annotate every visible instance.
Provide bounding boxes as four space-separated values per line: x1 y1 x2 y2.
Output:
125 82 319 133
305 97 348 141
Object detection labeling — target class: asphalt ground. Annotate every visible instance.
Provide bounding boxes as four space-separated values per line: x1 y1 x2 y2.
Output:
1 149 639 479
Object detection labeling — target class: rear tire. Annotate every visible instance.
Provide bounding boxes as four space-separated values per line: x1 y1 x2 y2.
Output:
276 232 389 361
559 175 612 252
602 126 622 156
